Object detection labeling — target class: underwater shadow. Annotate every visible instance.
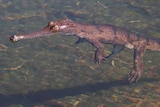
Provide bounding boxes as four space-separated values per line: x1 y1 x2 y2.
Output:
0 78 159 107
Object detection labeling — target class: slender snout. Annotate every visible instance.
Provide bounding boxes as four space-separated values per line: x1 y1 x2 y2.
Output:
10 34 24 42
9 20 67 42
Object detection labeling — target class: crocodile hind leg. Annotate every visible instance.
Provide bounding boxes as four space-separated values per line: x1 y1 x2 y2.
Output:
128 43 146 83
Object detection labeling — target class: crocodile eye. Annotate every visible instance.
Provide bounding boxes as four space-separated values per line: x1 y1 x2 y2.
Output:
47 21 59 32
48 21 54 26
48 21 56 28
50 25 55 30
51 25 59 32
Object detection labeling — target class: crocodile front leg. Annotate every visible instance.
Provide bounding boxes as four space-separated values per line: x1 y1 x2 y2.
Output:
105 44 125 60
128 44 146 83
91 39 106 64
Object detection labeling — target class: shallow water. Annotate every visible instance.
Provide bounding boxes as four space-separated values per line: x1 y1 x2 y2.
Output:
0 0 160 107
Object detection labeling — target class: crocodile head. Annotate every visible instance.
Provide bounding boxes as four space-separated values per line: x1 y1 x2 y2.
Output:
10 19 75 42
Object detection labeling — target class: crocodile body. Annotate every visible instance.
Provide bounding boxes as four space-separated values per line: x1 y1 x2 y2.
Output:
10 19 160 83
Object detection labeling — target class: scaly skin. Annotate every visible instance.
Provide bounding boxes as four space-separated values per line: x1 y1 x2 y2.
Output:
10 19 160 83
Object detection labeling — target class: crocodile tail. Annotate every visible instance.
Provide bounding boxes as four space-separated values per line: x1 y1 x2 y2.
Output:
147 39 160 51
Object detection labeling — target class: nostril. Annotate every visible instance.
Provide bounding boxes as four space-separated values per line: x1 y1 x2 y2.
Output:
10 35 16 41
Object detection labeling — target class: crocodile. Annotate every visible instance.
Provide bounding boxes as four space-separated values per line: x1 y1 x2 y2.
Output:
10 19 160 83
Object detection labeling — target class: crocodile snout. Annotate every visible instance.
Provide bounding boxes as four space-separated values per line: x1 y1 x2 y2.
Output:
10 35 16 42
10 35 21 42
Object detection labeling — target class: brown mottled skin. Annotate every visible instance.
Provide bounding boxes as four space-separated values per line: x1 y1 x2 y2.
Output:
10 19 160 83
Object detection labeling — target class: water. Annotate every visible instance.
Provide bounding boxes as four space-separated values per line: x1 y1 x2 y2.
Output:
0 0 160 107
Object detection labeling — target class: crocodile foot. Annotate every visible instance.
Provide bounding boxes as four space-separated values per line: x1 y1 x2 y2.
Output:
128 69 141 83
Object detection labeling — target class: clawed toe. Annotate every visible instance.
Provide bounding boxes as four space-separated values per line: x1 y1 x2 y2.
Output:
128 70 141 83
94 57 106 64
